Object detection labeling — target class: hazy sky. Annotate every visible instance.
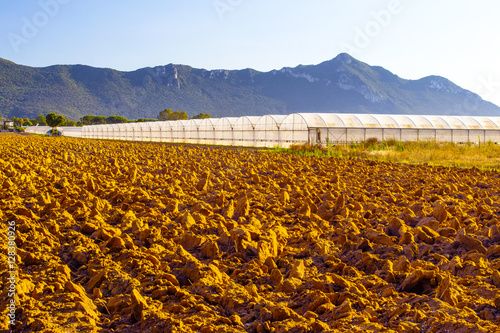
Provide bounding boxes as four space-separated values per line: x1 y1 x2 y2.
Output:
1 0 500 107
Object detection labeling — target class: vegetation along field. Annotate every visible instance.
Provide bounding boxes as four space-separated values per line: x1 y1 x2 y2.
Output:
2 135 500 332
276 139 500 171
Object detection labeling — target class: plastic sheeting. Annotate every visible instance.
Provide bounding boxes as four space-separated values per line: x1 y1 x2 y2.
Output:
59 127 83 138
25 126 52 135
25 126 83 137
75 113 500 147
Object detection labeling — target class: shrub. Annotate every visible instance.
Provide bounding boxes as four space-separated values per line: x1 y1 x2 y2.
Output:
49 129 61 136
290 143 314 153
395 140 405 152
362 137 379 149
384 138 399 147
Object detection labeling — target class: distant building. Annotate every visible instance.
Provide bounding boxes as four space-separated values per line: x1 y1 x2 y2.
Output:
1 120 14 127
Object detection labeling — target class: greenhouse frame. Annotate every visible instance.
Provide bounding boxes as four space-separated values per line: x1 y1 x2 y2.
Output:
26 113 500 147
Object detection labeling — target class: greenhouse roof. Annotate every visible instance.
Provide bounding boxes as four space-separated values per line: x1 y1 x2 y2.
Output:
295 113 500 130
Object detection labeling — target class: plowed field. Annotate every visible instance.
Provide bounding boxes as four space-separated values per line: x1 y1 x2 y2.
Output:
1 136 500 332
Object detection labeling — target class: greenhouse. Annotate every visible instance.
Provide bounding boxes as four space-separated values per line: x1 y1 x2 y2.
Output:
25 126 52 135
25 126 83 137
59 126 83 138
26 113 500 147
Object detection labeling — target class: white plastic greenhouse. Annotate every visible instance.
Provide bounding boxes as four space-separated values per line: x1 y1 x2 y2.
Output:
59 126 83 137
25 126 83 137
28 113 500 147
25 126 52 135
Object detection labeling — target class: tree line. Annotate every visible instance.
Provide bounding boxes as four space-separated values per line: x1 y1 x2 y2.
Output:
2 109 210 128
157 109 210 121
3 114 77 128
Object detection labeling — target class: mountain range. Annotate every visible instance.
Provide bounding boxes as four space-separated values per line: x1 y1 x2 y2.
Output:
0 53 498 120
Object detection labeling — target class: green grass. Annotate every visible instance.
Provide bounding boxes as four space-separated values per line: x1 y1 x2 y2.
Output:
267 140 500 170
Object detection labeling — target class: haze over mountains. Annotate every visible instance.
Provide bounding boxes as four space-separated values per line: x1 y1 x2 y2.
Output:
0 53 498 121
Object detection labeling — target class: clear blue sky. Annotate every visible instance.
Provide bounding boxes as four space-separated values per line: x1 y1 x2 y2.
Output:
1 0 500 106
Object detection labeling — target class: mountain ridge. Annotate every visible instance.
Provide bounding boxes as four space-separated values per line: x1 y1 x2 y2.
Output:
0 53 498 120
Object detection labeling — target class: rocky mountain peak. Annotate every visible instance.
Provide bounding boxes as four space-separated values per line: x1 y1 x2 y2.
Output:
0 54 499 119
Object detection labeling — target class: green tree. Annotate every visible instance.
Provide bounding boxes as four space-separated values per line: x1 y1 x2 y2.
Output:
80 115 95 125
80 115 107 125
107 115 128 124
46 113 66 127
158 109 188 121
65 117 77 126
93 116 107 124
191 113 211 119
158 109 173 121
36 115 47 126
134 118 157 123
11 117 23 127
